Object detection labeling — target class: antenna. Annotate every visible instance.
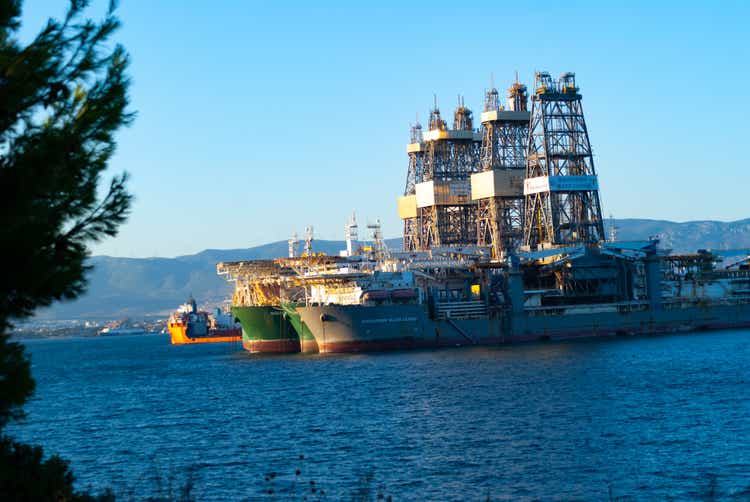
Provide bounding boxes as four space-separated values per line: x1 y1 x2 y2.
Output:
304 226 314 256
490 72 495 90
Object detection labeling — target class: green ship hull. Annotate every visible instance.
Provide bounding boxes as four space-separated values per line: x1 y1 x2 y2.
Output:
279 303 318 352
231 306 300 353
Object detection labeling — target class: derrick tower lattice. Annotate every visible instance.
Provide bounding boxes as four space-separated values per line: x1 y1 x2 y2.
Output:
288 232 298 258
473 79 529 258
345 212 358 257
304 226 314 256
522 72 604 249
416 97 481 249
402 120 423 251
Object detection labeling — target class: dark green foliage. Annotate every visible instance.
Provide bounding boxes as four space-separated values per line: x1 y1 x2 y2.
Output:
0 333 33 429
0 435 115 501
0 0 133 328
0 0 132 498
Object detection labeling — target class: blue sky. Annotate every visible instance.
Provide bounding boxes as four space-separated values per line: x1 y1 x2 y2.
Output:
19 1 750 257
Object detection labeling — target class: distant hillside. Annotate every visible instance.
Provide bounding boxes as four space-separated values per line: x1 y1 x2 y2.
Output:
35 219 750 320
34 238 400 320
613 218 750 252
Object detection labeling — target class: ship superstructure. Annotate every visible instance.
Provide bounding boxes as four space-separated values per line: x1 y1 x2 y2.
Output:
217 71 750 354
167 296 241 345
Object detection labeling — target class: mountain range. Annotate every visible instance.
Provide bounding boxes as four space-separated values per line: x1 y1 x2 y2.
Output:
34 218 750 320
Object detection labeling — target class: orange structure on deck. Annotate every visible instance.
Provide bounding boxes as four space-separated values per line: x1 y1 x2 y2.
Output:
167 321 241 345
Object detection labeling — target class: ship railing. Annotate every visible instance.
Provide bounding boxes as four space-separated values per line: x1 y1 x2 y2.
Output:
664 269 750 282
661 296 750 309
525 300 650 317
434 300 487 320
711 270 750 279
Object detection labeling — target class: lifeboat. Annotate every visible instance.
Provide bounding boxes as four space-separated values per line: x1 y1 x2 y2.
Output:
362 290 389 302
391 288 417 300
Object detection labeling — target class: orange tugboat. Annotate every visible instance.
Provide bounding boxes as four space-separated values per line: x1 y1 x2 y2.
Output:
167 296 241 345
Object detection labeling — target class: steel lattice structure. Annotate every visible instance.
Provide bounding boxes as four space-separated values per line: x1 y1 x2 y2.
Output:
403 122 423 251
411 99 481 249
421 101 480 181
523 72 604 249
419 204 478 249
403 217 419 251
479 84 528 172
404 122 423 196
476 82 529 257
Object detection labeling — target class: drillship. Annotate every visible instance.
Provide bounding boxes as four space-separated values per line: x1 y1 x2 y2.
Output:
219 72 750 353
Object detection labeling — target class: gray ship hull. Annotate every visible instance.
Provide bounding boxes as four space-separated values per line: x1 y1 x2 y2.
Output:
296 304 499 352
296 302 750 353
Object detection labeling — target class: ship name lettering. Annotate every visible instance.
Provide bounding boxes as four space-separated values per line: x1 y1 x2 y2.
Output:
361 317 417 324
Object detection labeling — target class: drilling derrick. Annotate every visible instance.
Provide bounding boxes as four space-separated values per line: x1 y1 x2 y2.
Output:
288 232 298 258
522 72 604 249
399 121 423 251
471 80 529 258
345 212 359 257
411 97 482 249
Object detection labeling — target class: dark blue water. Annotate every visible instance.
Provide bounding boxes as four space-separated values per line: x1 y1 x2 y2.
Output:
8 331 750 500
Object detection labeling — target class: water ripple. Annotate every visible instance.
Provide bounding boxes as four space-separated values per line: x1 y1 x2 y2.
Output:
8 331 750 500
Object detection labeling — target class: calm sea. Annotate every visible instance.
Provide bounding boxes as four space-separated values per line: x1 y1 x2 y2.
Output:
8 331 750 500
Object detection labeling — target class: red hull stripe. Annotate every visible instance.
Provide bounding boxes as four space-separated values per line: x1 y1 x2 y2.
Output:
242 338 301 353
300 339 320 353
240 322 750 354
314 322 750 353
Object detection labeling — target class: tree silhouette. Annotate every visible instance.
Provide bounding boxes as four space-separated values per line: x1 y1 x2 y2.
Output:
0 0 132 498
